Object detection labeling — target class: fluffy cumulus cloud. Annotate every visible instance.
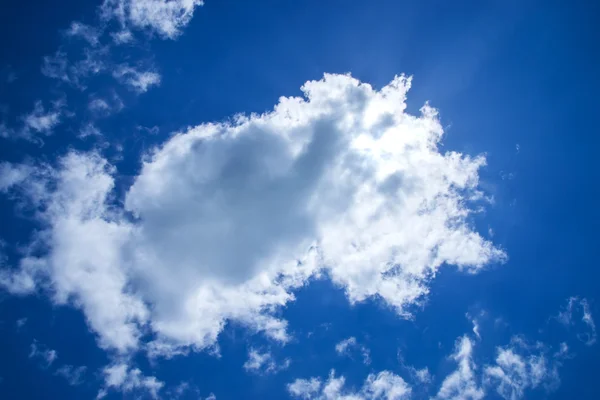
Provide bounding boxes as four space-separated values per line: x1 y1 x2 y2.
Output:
288 370 411 400
101 0 204 39
0 74 505 355
0 153 149 351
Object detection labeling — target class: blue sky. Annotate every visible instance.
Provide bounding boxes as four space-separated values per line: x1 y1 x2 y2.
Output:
0 0 599 399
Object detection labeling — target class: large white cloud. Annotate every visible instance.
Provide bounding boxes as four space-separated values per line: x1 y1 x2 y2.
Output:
0 73 504 354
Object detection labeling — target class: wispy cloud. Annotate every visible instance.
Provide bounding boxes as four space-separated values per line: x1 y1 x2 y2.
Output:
435 336 484 400
55 365 87 386
97 363 164 399
335 337 371 365
66 22 102 47
112 64 161 93
0 162 32 192
243 348 290 375
289 370 411 400
79 123 103 139
29 340 58 368
41 49 107 89
556 297 597 346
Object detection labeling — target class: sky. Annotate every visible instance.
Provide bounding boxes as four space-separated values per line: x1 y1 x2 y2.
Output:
0 0 599 399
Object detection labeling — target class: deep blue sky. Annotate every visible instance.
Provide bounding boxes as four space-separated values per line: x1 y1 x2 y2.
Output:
1 0 599 399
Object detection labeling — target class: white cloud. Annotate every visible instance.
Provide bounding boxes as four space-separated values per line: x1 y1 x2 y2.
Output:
2 65 17 83
166 381 203 398
397 352 431 386
2 153 148 352
13 100 65 142
556 297 596 346
0 99 68 142
41 50 106 89
364 372 412 400
41 51 71 84
0 122 13 138
88 98 111 113
29 341 58 367
483 338 562 400
24 101 62 133
101 0 204 39
414 368 431 384
111 29 135 44
434 328 576 400
292 318 583 400
79 123 103 139
0 265 38 294
97 363 164 399
122 73 503 351
66 22 102 47
55 365 87 385
434 336 484 400
137 125 160 135
0 162 32 192
465 312 485 340
113 64 161 93
288 378 322 399
335 337 358 354
243 348 290 375
581 301 596 345
0 233 44 295
288 370 411 400
1 74 504 354
335 337 371 365
174 382 190 395
88 93 124 116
